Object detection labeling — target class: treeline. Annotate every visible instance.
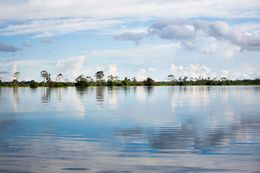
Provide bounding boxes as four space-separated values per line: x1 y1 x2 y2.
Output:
0 70 259 88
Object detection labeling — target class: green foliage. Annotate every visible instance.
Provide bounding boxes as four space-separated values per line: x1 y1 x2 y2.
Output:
29 80 39 88
1 71 260 87
75 75 93 87
47 82 68 87
143 77 155 86
95 71 104 81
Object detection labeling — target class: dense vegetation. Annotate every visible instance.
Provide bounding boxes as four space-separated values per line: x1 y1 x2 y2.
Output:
0 70 259 88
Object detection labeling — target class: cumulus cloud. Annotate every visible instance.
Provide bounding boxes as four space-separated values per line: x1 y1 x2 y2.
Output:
198 37 241 59
149 22 196 40
0 43 22 52
11 62 18 75
220 66 260 79
113 32 147 44
136 68 146 81
56 56 86 80
169 63 260 80
170 64 214 79
108 64 118 76
116 19 260 52
0 62 19 81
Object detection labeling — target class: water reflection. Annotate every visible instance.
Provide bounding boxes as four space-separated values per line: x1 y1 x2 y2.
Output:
0 86 259 173
11 87 19 112
108 87 118 109
41 87 51 103
96 86 105 107
135 86 154 102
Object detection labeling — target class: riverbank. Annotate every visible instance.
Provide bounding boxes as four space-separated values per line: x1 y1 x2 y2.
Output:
0 78 259 88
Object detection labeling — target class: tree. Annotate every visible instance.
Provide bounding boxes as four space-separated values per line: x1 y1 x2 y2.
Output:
41 70 50 82
75 75 86 82
132 77 137 82
75 74 90 87
143 77 155 86
107 75 114 81
95 71 104 81
46 73 51 82
29 80 39 88
167 74 175 85
183 76 188 82
13 71 20 81
56 73 63 82
86 76 93 82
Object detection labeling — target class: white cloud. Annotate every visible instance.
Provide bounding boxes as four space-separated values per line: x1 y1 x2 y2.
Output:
108 64 118 76
170 64 214 79
147 67 156 73
199 37 241 59
10 62 18 77
0 18 122 37
117 19 260 52
56 56 86 80
169 63 260 80
220 65 260 79
0 0 259 20
136 68 146 81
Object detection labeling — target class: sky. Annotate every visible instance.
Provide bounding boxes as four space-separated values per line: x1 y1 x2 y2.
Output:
0 0 260 81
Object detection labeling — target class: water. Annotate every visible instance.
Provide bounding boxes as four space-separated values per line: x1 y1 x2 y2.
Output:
0 86 259 173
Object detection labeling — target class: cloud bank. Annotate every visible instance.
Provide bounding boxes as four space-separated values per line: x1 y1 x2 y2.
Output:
0 43 22 52
0 0 259 20
115 19 260 52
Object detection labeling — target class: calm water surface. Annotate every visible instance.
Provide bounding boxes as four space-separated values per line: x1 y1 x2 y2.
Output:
0 86 259 173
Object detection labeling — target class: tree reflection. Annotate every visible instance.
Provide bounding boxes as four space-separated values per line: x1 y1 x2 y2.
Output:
11 87 19 112
108 87 118 109
96 86 104 107
41 88 51 103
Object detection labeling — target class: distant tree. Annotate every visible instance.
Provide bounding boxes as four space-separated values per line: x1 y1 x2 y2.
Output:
46 73 51 82
132 77 137 82
56 73 63 82
29 80 39 88
41 70 49 82
75 75 90 87
95 71 104 81
114 76 119 81
122 77 130 86
167 74 175 85
143 77 155 86
107 75 114 81
13 71 20 81
221 77 228 81
183 76 188 82
86 76 93 82
75 75 86 82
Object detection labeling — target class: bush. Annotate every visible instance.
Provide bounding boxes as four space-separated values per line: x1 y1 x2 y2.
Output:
30 80 39 88
143 77 155 86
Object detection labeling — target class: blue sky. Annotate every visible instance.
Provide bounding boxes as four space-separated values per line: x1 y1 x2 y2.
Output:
0 0 260 81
